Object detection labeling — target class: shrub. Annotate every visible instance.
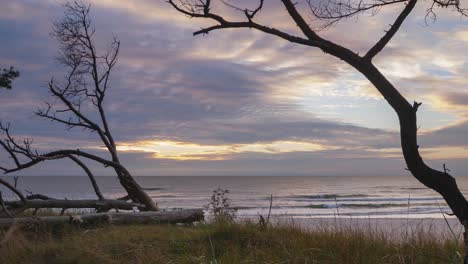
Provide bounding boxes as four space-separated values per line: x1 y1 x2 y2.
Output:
205 187 237 223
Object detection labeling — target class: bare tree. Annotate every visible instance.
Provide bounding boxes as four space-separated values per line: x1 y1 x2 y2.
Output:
0 2 157 212
168 0 468 259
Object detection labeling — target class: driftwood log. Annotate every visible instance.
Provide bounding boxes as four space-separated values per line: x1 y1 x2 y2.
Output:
4 199 145 211
0 209 204 228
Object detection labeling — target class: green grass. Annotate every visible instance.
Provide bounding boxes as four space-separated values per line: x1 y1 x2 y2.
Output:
0 220 463 264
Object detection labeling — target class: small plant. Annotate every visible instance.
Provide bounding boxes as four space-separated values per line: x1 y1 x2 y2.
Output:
206 187 237 223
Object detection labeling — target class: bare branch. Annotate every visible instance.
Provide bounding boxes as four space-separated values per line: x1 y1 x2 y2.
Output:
308 0 408 29
364 0 417 60
48 80 114 152
426 0 468 23
0 148 119 175
168 0 361 65
219 0 264 22
35 102 95 131
0 178 25 203
48 1 121 153
282 0 321 40
308 0 466 30
67 155 104 200
167 0 311 44
13 176 19 188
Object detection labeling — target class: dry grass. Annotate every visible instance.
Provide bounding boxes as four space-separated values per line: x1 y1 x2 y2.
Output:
0 220 463 264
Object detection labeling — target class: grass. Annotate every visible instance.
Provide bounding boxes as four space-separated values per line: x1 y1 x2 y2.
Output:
0 219 464 264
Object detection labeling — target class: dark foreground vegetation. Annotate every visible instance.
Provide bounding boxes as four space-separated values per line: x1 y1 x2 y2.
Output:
0 220 463 264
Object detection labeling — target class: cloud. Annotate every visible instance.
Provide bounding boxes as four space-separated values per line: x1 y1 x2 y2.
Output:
455 29 468 42
439 92 468 108
0 0 467 176
115 140 335 160
420 120 468 147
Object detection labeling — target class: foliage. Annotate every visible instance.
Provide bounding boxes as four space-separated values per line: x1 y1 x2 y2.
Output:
0 67 19 90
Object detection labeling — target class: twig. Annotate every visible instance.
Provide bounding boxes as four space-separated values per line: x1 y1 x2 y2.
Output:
13 176 19 188
443 163 450 174
0 178 26 203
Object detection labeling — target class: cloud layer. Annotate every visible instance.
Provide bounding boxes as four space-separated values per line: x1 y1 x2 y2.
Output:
0 0 467 176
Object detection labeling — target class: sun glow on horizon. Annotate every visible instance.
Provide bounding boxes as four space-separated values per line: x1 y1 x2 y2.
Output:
116 140 335 160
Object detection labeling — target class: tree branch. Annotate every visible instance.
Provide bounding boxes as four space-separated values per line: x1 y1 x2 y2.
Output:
35 102 95 131
1 148 121 175
308 0 408 29
364 0 418 60
281 0 321 40
169 0 361 65
67 155 104 200
0 178 25 203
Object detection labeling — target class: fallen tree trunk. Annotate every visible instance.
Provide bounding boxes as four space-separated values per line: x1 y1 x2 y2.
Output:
0 209 204 228
4 199 145 211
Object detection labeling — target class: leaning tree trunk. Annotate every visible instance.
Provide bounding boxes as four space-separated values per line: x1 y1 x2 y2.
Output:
114 168 158 211
354 61 468 261
103 135 158 211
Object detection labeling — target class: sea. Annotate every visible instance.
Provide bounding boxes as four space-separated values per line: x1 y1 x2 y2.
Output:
2 175 467 219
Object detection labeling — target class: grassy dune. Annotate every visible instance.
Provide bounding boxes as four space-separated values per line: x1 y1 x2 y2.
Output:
0 220 463 264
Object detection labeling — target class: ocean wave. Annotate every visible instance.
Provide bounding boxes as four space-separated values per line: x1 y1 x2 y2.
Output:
237 207 453 218
292 194 368 199
289 196 445 203
150 195 178 198
143 187 165 191
305 203 441 209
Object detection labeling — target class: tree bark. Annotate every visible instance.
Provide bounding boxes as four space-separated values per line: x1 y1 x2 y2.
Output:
465 228 468 264
0 209 204 228
351 61 468 226
4 199 145 211
114 169 158 211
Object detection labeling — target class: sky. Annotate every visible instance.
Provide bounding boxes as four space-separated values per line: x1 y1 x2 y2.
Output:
0 0 467 176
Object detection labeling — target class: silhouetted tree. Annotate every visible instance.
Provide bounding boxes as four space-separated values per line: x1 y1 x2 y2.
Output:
0 2 157 212
0 67 19 90
168 0 468 259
